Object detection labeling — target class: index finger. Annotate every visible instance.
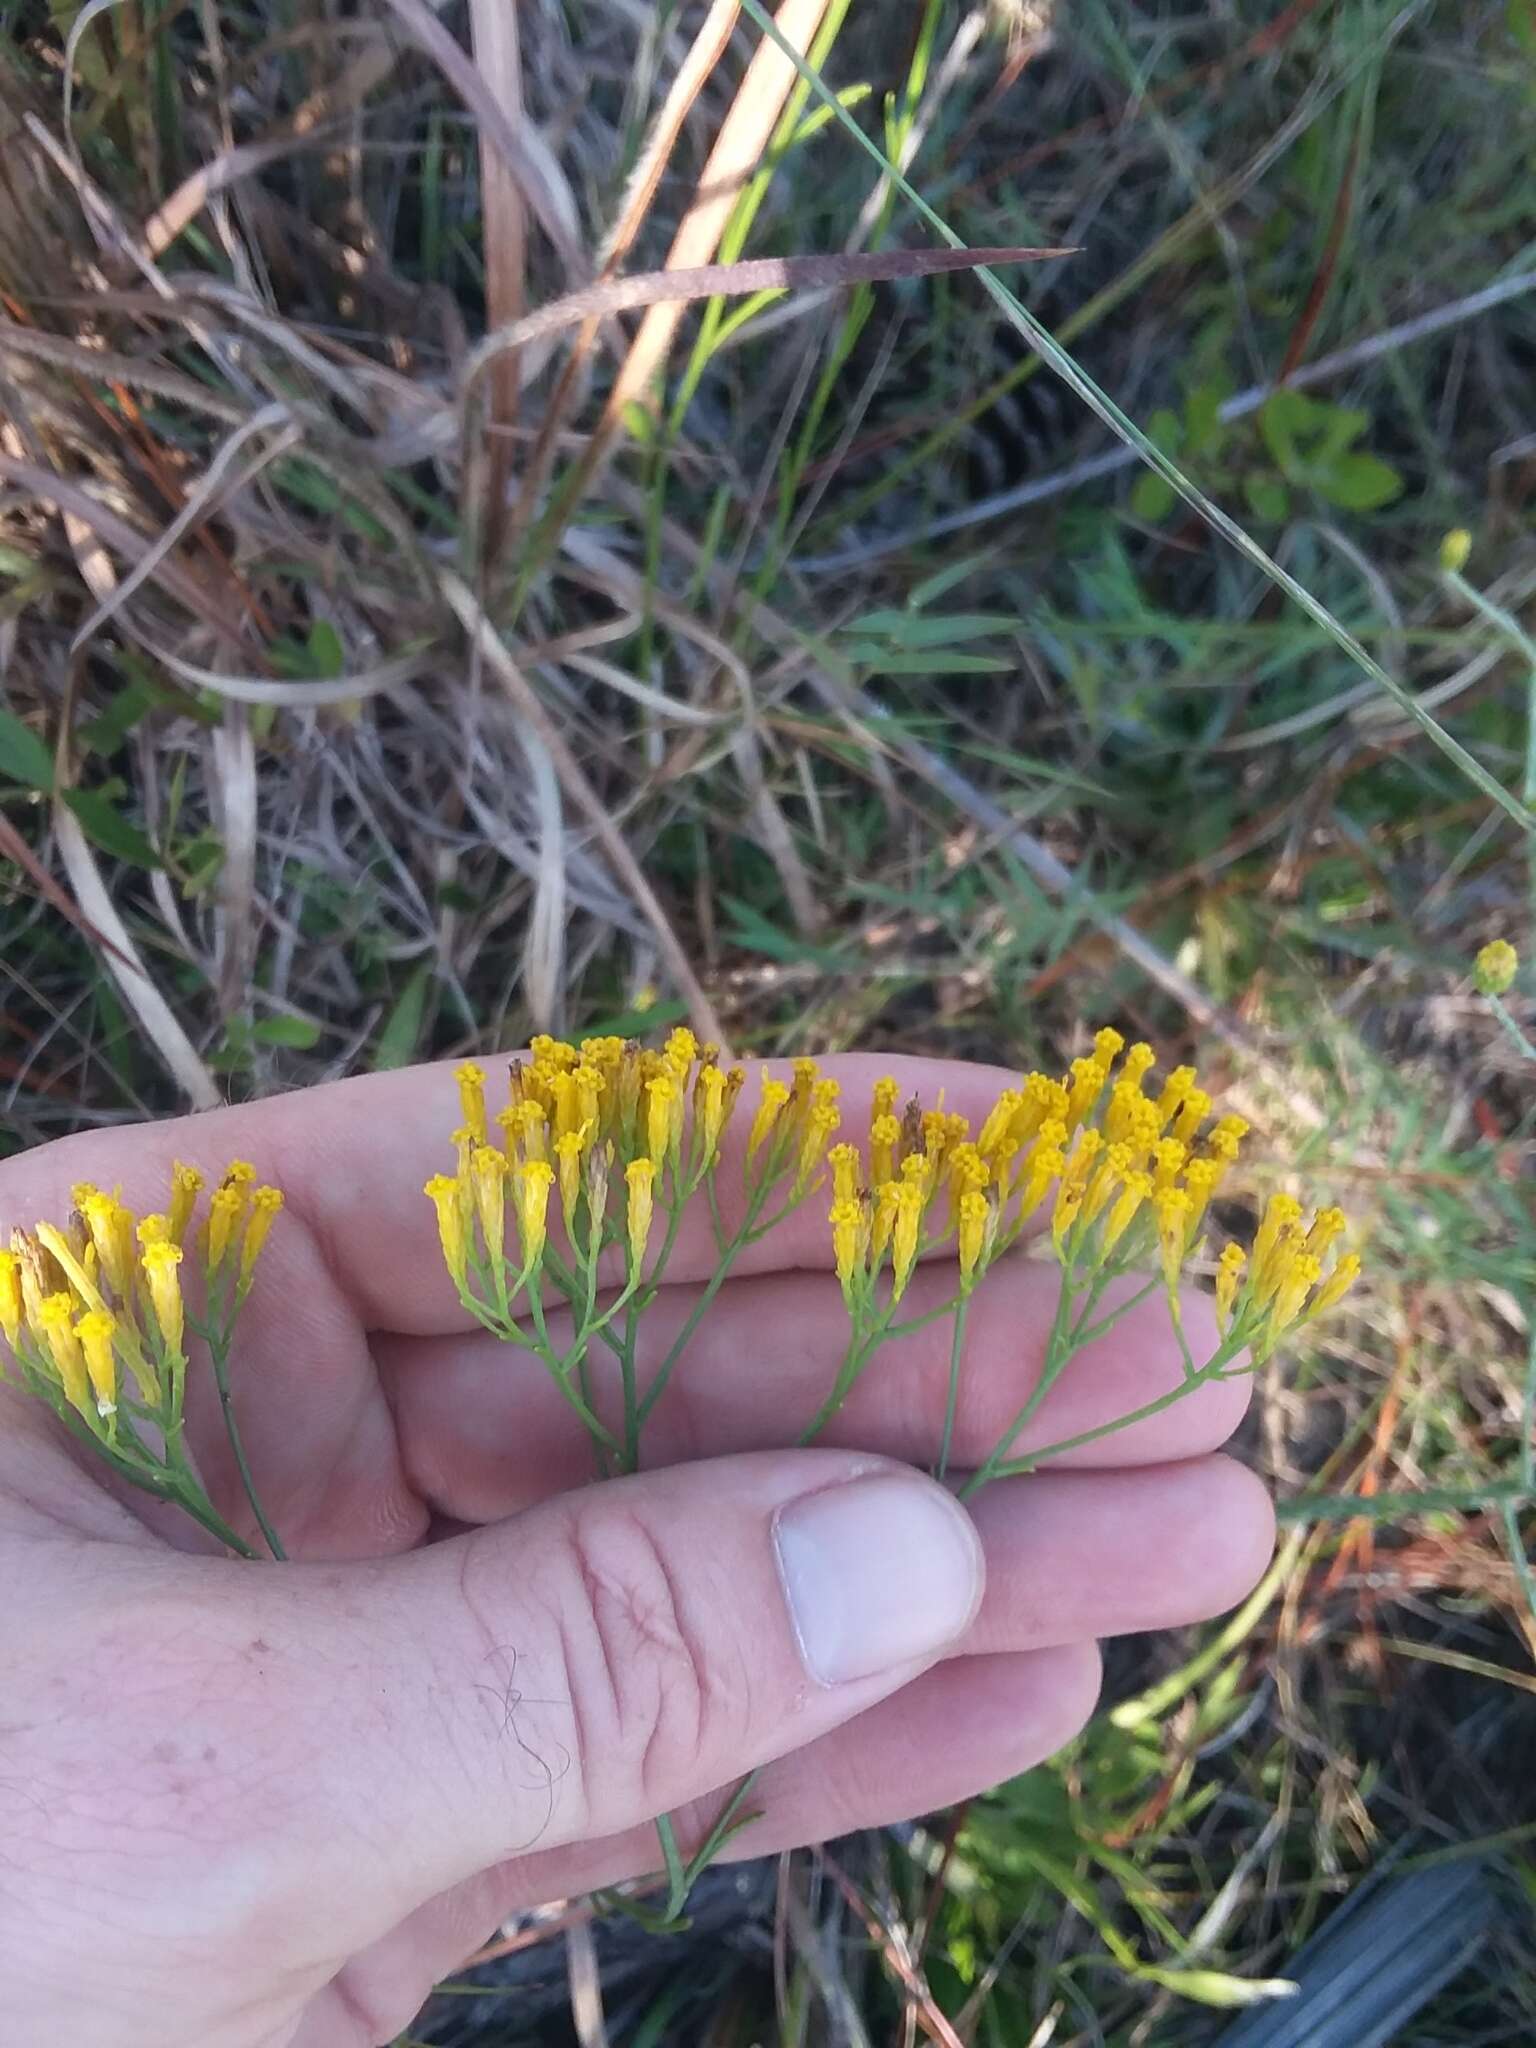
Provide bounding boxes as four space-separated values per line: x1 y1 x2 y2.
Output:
0 1052 1020 1333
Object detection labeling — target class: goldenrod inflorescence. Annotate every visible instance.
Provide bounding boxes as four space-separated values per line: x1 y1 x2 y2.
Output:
0 1161 282 1450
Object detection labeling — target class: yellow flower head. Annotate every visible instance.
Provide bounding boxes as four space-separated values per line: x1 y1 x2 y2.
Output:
976 1092 1020 1161
1122 1043 1156 1087
1018 1141 1066 1221
747 1077 791 1165
829 1197 865 1296
1083 1141 1131 1227
136 1213 171 1248
1153 1186 1193 1290
957 1190 989 1285
424 1174 470 1289
1093 1026 1125 1065
1305 1205 1347 1259
1214 1242 1246 1331
1171 1088 1213 1145
456 1062 488 1144
870 1113 901 1187
1183 1157 1220 1230
470 1145 508 1257
947 1143 989 1229
693 1064 732 1167
625 1157 656 1274
1015 1072 1069 1144
206 1184 247 1275
1051 1129 1102 1258
1474 940 1517 997
80 1192 135 1302
0 1249 20 1349
645 1073 677 1170
1440 527 1472 574
1253 1193 1303 1285
500 1099 548 1165
1270 1252 1322 1334
1152 1137 1187 1190
870 1180 901 1263
75 1309 117 1417
827 1143 862 1206
239 1187 284 1290
1102 1169 1153 1253
513 1160 555 1266
794 1100 842 1195
168 1163 204 1246
1155 1065 1196 1128
36 1293 91 1417
553 1129 589 1237
1309 1250 1361 1319
1065 1057 1107 1129
891 1182 924 1301
869 1075 899 1130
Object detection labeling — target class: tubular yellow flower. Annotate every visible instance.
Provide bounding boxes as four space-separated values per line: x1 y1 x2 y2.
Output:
746 1078 791 1165
32 1222 106 1313
1014 1073 1069 1145
451 1126 475 1180
0 1250 19 1351
1183 1157 1220 1233
1305 1206 1347 1259
828 1143 862 1206
513 1160 555 1266
1122 1043 1156 1088
1211 1114 1249 1149
36 1294 91 1417
1474 939 1517 996
1270 1252 1322 1333
1171 1088 1213 1144
1065 1057 1107 1130
947 1144 989 1231
870 1113 901 1186
1093 1026 1125 1065
1308 1250 1361 1319
222 1161 258 1189
694 1064 731 1166
869 1075 899 1133
585 1142 613 1252
136 1213 171 1248
168 1163 204 1246
1102 1169 1152 1253
239 1188 284 1291
455 1062 488 1144
504 1100 549 1165
424 1174 470 1289
957 1190 989 1285
467 1146 506 1259
1105 1080 1147 1146
75 1309 117 1417
1254 1227 1303 1310
1083 1142 1131 1227
870 1181 900 1263
794 1103 842 1194
529 1035 576 1073
625 1158 655 1273
645 1074 676 1170
921 1107 967 1166
1253 1194 1302 1286
664 1026 699 1074
976 1091 1021 1160
206 1185 246 1274
1153 1187 1193 1290
1214 1242 1246 1331
573 1065 604 1139
80 1192 135 1302
891 1183 923 1301
829 1197 864 1296
1018 1142 1066 1221
1050 1129 1102 1258
13 1233 51 1332
1152 1138 1187 1189
1154 1065 1196 1129
554 1131 585 1237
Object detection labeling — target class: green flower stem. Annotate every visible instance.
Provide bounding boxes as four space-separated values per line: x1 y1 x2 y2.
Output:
618 1299 641 1474
525 1281 623 1456
936 1296 969 1482
799 1321 874 1445
1487 992 1536 1063
957 1271 1082 1499
972 1339 1246 1488
205 1326 287 1561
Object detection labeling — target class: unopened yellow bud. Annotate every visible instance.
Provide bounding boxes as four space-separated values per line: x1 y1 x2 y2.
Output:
1214 1242 1246 1331
1439 527 1471 574
694 1064 732 1167
0 1250 20 1350
1103 1169 1152 1252
424 1174 470 1289
36 1293 91 1417
1474 939 1517 997
625 1158 655 1274
870 1181 900 1263
1153 1187 1193 1290
957 1190 989 1285
514 1161 555 1265
747 1078 791 1165
470 1146 508 1257
1308 1250 1361 1319
75 1309 117 1417
238 1187 284 1292
168 1163 204 1245
80 1192 135 1301
644 1074 677 1170
206 1185 246 1274
554 1131 587 1238
891 1183 923 1301
829 1197 864 1295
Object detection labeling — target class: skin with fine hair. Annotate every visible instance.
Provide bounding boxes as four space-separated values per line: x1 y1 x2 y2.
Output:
0 1054 1275 2048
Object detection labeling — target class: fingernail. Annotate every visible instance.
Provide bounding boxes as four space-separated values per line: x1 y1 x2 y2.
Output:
774 1473 983 1685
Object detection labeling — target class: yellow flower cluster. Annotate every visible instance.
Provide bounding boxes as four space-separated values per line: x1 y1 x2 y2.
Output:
1474 939 1518 997
824 1037 1359 1344
0 1161 283 1434
426 1033 750 1291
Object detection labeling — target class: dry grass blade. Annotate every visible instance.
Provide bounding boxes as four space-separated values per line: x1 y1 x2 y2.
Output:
468 0 525 561
439 571 730 1050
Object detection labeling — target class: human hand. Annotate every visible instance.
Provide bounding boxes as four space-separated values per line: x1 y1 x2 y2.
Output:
0 1055 1274 2048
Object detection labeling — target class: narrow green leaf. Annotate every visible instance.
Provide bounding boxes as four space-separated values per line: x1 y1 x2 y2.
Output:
62 788 161 868
373 966 431 1071
0 707 55 791
252 1015 322 1049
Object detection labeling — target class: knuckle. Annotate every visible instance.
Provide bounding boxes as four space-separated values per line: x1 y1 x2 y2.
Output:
552 1501 741 1820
